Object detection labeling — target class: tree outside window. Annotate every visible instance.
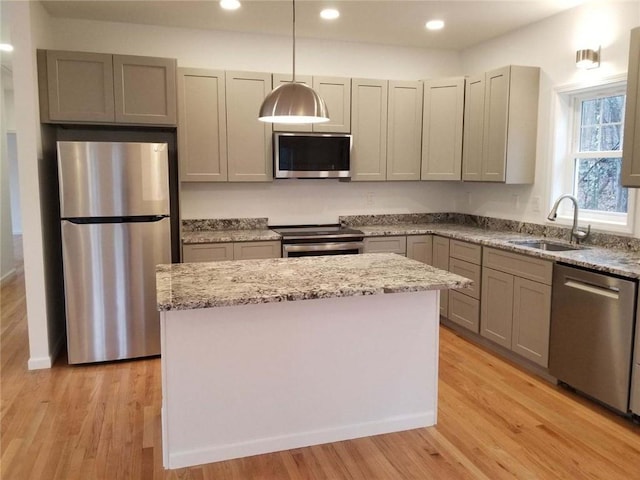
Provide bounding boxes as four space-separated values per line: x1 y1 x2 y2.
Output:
573 93 627 215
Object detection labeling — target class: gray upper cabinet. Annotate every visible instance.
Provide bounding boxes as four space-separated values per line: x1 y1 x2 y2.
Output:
313 76 351 133
387 80 423 181
38 50 177 126
177 68 227 182
622 26 640 187
40 50 115 123
352 79 424 182
422 77 465 181
225 71 273 182
351 78 389 181
462 65 540 183
461 74 485 181
113 55 177 125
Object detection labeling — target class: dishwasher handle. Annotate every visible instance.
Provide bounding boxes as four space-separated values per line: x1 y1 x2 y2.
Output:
564 278 620 300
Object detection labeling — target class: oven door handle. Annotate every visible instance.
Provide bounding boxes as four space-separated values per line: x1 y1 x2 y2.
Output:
283 242 364 255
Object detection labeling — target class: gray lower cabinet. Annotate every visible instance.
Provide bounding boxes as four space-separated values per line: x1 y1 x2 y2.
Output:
38 50 177 125
406 235 432 264
363 236 407 255
432 236 450 317
447 240 482 332
481 247 552 367
183 241 280 263
631 313 640 414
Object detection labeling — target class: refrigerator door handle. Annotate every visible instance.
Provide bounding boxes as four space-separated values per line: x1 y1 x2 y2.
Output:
65 215 168 224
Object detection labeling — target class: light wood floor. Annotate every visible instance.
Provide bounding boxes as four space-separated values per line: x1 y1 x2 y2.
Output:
2 238 639 479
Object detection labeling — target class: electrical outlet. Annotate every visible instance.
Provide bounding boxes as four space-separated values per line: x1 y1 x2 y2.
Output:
512 194 520 209
365 192 375 207
531 196 541 213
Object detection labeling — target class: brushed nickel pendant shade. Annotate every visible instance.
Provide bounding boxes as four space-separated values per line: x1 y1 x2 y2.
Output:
258 0 329 124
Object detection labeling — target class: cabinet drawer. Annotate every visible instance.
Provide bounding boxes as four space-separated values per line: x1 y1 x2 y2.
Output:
449 258 481 299
233 241 281 260
363 236 407 255
448 290 480 333
450 239 482 264
183 243 233 262
483 247 552 285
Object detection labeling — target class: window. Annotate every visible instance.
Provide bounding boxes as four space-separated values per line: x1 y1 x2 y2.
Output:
555 80 634 233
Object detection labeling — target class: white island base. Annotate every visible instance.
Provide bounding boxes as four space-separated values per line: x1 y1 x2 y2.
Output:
161 290 440 469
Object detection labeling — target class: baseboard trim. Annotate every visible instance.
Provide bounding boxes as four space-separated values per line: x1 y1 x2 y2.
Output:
27 333 65 370
167 412 435 469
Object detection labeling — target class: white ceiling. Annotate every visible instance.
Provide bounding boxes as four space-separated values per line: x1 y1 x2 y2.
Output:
39 0 585 51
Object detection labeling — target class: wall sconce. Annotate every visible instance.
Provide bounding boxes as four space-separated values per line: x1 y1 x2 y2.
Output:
576 47 600 69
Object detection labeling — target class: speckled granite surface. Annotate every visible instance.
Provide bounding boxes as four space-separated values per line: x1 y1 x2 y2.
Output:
182 218 269 232
182 218 280 244
157 253 471 311
357 223 640 279
182 229 280 244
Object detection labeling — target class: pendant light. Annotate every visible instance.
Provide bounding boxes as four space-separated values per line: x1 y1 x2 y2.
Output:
258 0 329 124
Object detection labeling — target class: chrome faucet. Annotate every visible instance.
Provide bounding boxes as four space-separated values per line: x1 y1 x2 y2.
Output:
547 194 591 244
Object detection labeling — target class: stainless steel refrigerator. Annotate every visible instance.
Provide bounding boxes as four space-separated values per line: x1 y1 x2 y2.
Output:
57 141 171 364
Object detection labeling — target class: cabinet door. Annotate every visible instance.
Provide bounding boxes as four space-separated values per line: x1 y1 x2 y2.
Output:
351 79 388 181
622 27 640 187
632 364 640 414
44 50 115 122
512 277 551 367
312 76 351 133
481 66 510 182
226 71 273 182
272 74 313 133
183 243 233 262
448 290 480 333
461 74 485 181
432 236 450 317
480 267 514 349
113 55 177 125
363 236 406 255
421 77 464 181
406 235 432 264
177 68 227 182
387 81 422 181
233 241 281 260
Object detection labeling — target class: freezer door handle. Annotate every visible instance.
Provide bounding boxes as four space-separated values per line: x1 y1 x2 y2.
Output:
65 215 168 224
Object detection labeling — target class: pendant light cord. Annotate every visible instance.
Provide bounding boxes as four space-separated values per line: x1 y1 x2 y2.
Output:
292 0 296 82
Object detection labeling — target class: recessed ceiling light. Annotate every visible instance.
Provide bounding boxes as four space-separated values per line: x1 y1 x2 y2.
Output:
220 0 241 11
320 9 340 20
425 19 445 31
0 43 14 52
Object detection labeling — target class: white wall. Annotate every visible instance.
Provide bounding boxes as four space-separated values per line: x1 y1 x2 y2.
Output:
48 17 463 223
1 67 15 283
7 0 55 369
457 1 640 234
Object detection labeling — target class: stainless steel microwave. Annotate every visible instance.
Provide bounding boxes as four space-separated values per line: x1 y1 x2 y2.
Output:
273 133 352 179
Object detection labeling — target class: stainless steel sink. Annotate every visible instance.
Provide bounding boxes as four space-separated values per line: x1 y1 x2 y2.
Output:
508 240 584 252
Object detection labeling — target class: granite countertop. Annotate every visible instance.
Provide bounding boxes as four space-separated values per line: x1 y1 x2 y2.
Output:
361 223 640 279
182 229 281 244
157 253 471 311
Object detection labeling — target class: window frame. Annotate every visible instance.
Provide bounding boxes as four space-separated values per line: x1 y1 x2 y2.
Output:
553 77 634 234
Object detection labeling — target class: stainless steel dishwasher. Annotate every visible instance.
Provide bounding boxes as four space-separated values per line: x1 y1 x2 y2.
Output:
549 264 637 413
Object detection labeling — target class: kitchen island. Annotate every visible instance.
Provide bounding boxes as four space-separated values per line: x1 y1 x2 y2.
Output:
156 253 470 469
